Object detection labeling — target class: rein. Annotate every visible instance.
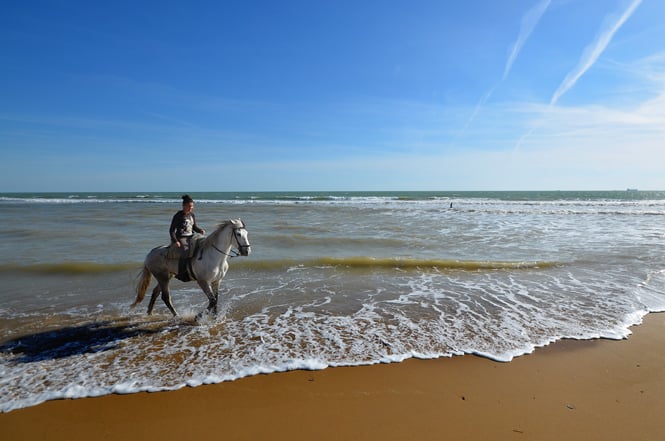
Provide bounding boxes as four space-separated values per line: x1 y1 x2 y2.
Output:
211 243 241 258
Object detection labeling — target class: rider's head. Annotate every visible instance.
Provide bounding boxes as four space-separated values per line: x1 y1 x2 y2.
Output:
181 194 195 213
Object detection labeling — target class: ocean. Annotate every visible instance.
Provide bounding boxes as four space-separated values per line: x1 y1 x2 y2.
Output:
1 191 664 412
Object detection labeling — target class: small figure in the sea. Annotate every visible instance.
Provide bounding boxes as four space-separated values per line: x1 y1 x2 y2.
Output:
450 202 453 209
169 194 205 258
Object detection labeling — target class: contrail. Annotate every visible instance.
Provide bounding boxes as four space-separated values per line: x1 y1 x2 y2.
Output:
463 1 551 134
461 0 551 133
550 0 642 105
513 126 536 154
461 85 497 134
504 0 551 80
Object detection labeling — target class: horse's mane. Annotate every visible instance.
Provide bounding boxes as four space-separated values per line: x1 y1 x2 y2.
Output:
198 219 240 251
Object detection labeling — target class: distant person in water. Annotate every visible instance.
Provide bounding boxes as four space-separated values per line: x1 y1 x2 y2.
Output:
169 194 205 257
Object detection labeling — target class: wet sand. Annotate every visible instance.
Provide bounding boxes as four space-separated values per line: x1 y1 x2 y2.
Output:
2 313 664 441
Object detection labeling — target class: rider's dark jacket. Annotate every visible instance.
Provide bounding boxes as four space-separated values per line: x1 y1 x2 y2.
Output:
169 210 204 244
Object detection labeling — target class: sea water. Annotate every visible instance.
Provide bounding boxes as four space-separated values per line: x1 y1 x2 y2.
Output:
1 191 664 412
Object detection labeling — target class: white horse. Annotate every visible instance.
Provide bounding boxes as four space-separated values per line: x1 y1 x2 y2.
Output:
132 219 251 316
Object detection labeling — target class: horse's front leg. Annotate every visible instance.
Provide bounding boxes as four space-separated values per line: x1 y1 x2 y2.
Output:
197 280 218 315
211 280 220 303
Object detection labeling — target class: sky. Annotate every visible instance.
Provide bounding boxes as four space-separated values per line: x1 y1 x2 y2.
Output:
1 0 664 192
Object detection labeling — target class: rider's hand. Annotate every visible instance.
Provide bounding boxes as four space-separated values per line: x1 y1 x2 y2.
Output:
175 242 181 248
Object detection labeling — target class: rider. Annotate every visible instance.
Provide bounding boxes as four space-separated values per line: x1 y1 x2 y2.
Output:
169 194 205 257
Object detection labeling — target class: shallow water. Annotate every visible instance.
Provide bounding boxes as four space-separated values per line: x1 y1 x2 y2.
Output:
1 191 664 412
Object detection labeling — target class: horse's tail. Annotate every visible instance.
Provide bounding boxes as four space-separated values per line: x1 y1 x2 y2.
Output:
132 265 152 308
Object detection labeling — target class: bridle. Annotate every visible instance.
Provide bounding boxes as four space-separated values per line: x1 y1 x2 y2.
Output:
210 227 250 258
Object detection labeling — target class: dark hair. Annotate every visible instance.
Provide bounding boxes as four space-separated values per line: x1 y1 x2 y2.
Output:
181 194 194 204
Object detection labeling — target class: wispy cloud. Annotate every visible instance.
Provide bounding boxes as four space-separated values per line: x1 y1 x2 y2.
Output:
514 0 643 151
504 0 551 80
509 50 665 153
550 0 642 105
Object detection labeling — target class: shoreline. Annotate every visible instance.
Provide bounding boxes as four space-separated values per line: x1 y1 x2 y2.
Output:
2 312 664 441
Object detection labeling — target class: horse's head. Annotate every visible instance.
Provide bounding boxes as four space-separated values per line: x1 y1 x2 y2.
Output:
231 219 251 256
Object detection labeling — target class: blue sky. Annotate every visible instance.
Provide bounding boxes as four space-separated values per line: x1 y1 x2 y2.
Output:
1 0 664 191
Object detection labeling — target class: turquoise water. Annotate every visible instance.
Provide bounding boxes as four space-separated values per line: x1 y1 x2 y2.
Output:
1 191 664 411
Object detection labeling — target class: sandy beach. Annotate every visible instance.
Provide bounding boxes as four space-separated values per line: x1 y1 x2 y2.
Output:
2 312 664 441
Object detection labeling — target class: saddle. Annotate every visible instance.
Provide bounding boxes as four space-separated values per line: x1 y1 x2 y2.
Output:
168 237 203 282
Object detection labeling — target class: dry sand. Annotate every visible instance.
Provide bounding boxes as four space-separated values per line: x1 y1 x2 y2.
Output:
2 313 664 441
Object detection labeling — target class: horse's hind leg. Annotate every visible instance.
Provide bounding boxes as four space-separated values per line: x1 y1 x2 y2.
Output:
147 284 161 315
159 279 178 317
